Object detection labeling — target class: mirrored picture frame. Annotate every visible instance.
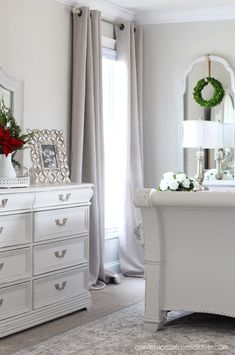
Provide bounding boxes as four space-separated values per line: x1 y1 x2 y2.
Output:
28 129 70 184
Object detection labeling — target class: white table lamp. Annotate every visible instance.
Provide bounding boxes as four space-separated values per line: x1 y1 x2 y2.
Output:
182 120 222 184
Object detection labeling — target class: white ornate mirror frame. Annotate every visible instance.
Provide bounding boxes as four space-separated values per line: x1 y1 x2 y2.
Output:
178 55 235 187
0 65 24 126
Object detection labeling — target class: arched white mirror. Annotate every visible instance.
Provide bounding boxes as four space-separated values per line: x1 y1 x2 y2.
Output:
179 55 235 184
0 65 23 125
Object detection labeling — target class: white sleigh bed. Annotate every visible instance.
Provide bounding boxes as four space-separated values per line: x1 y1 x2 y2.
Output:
134 188 235 331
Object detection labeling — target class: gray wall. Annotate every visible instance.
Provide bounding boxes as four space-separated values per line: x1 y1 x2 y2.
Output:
0 0 72 167
143 20 235 187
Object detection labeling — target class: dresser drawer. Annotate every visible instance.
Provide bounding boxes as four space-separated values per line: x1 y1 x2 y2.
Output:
0 282 31 320
33 268 88 309
34 237 88 275
33 187 93 209
34 207 88 242
0 193 33 212
0 248 31 285
0 213 31 248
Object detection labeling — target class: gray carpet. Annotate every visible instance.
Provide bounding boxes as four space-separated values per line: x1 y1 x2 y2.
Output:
11 302 235 355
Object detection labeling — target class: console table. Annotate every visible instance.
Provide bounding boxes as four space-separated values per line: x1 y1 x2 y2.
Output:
134 189 235 331
0 183 93 338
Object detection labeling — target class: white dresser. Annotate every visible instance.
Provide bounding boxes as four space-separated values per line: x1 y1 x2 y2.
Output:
0 183 93 338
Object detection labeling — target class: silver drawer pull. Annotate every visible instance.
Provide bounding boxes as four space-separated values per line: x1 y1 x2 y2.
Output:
0 227 3 234
55 281 67 291
0 263 4 271
59 193 71 202
55 218 67 227
54 249 67 258
0 299 3 306
0 199 8 208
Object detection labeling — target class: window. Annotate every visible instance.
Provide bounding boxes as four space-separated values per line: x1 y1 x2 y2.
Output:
102 48 122 236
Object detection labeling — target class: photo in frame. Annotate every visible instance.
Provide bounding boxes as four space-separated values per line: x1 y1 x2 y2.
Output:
28 129 70 184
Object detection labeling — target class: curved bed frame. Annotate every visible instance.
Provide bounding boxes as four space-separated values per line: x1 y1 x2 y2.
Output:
134 189 235 331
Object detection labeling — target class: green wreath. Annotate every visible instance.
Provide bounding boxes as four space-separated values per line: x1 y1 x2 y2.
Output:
193 77 225 108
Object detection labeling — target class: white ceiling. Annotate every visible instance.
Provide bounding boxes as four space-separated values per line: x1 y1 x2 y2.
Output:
104 0 235 13
57 0 235 23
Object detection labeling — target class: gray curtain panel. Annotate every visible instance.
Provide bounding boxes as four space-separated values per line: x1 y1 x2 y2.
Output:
115 22 144 276
71 7 106 287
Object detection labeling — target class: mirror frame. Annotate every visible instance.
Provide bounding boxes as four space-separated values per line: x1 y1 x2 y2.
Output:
0 65 23 127
178 55 235 185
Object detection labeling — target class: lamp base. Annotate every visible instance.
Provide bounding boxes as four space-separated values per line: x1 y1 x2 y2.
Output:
195 148 209 190
215 149 224 180
194 179 209 191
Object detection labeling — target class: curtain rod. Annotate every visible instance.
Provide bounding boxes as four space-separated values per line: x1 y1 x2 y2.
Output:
102 17 124 29
72 7 125 30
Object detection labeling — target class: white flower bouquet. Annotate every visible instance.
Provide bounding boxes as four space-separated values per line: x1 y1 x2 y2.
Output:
157 172 196 192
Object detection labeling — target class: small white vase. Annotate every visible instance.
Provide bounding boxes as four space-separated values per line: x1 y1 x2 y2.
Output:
0 153 16 178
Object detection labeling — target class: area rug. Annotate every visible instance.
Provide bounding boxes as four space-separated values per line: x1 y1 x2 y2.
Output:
13 302 235 355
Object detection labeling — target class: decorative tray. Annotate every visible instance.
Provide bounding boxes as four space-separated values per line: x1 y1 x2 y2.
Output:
0 176 30 188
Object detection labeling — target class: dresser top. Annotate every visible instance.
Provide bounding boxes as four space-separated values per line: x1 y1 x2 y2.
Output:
0 183 93 195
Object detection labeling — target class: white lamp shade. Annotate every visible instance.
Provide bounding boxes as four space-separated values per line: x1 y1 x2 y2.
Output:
223 123 235 148
182 120 222 149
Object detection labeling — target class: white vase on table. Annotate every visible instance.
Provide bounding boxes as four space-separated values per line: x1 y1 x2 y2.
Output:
0 153 16 178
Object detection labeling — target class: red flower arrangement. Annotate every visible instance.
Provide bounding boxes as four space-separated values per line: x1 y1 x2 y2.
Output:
0 99 32 162
0 127 25 157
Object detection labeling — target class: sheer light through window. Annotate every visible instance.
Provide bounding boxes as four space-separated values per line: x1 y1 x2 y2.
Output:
102 49 124 233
